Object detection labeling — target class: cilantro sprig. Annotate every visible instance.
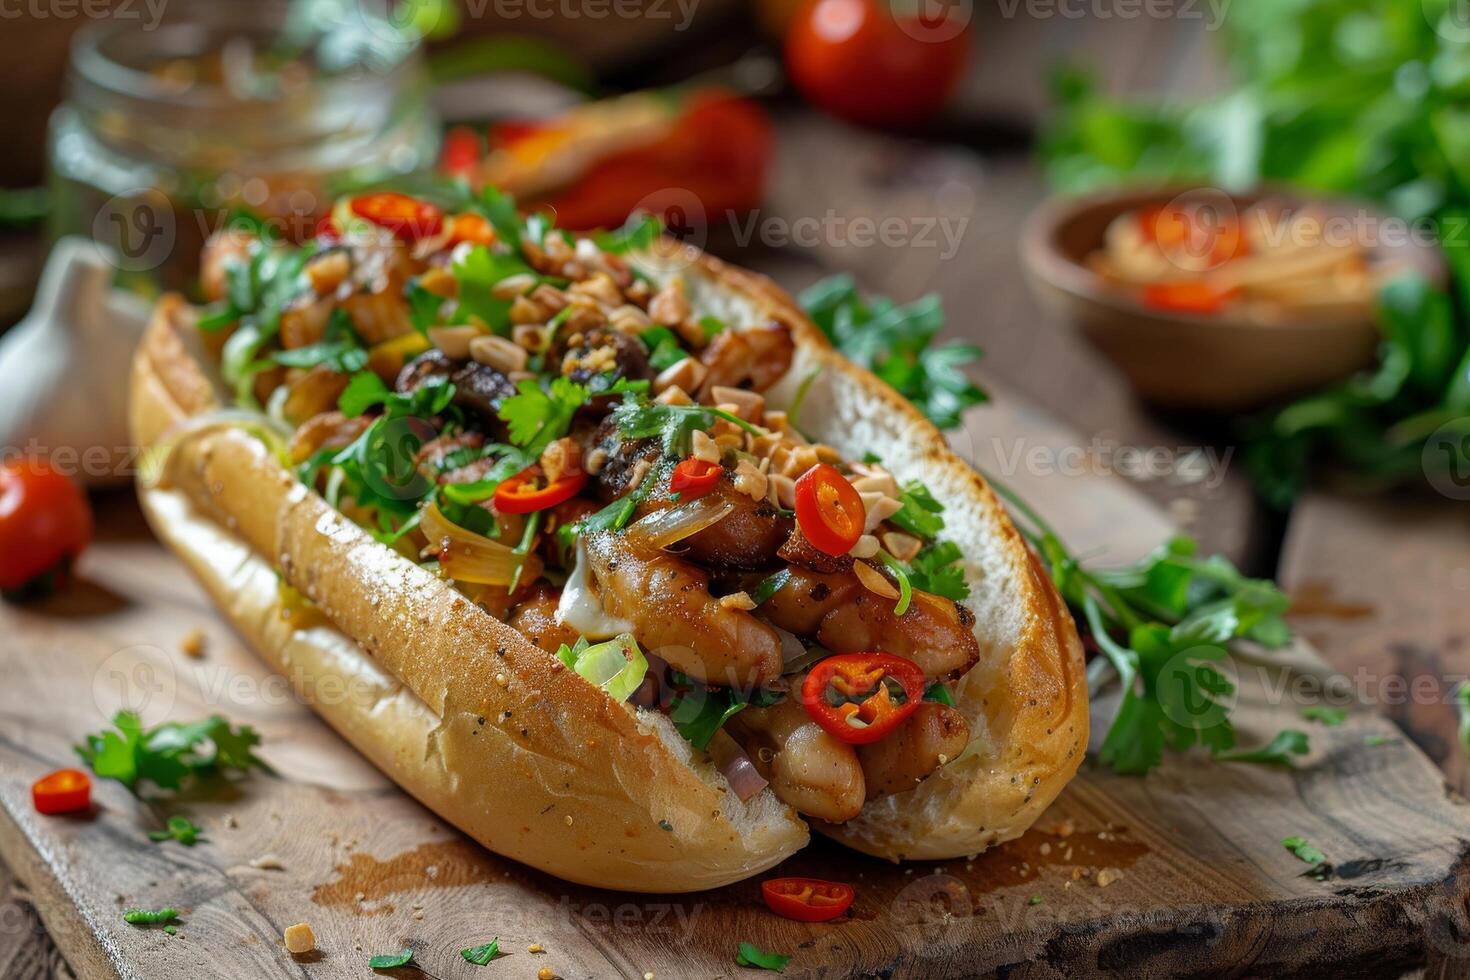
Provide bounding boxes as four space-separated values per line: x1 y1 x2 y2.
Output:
800 275 986 431
988 477 1294 775
461 939 502 965
75 711 268 794
149 815 206 846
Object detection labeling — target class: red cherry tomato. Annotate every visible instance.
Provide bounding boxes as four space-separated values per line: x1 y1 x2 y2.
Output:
793 463 865 556
800 652 925 744
1140 281 1238 315
0 459 92 598
785 0 970 127
762 877 855 922
349 193 445 241
669 457 723 497
32 768 91 816
493 466 587 515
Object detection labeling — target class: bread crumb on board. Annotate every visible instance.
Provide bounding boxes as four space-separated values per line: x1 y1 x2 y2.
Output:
538 968 556 980
283 922 315 954
179 628 207 658
250 854 285 870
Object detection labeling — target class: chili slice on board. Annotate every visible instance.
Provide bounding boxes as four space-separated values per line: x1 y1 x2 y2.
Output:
32 768 91 815
761 877 855 922
800 652 925 745
793 463 864 556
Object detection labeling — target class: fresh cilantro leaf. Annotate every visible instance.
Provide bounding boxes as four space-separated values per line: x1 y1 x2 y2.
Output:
1028 895 1045 906
475 185 523 251
272 339 368 373
75 712 268 794
699 315 727 339
610 391 763 457
639 325 688 372
1281 835 1327 867
498 376 589 456
453 244 533 331
889 480 946 539
1301 706 1348 727
339 372 391 417
149 815 205 846
799 275 986 431
669 675 785 751
593 212 662 254
906 540 970 601
369 949 415 970
461 940 502 965
406 279 444 334
124 908 179 926
1215 729 1310 765
735 942 790 973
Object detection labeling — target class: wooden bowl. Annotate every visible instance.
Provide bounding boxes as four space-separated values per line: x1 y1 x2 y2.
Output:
1021 185 1445 413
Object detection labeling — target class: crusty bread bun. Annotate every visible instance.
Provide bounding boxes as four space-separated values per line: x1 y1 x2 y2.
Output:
129 243 1087 889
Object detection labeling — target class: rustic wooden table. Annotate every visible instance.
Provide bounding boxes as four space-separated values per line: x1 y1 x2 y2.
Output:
2 9 1468 978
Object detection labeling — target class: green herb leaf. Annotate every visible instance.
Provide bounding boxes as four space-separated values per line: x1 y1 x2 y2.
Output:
751 569 792 606
124 908 179 926
889 480 946 540
461 939 502 965
1301 706 1348 727
799 276 986 431
906 540 970 601
593 212 662 254
339 372 392 417
452 244 533 331
669 674 784 751
1281 835 1327 867
369 949 415 970
75 712 268 794
149 815 205 846
1214 729 1310 765
735 942 790 973
498 376 590 456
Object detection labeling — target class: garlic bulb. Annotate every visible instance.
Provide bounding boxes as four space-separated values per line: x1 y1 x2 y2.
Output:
0 238 151 486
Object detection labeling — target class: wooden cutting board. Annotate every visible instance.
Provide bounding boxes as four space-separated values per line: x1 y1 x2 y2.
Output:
1 391 1467 980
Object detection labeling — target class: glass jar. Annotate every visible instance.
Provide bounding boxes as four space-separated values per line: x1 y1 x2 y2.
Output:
48 2 440 298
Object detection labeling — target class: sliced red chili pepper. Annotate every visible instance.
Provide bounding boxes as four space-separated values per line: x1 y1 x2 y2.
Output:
448 212 496 247
669 456 722 497
493 466 587 515
762 877 855 922
349 192 444 241
32 768 91 816
793 463 864 557
800 652 925 745
314 214 339 242
1140 281 1237 315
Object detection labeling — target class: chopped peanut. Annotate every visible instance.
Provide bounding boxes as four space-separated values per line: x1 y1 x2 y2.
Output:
691 430 721 464
427 325 481 360
719 591 757 611
732 459 768 501
654 357 706 395
882 531 923 562
490 272 537 300
709 386 765 424
860 492 903 532
649 279 691 326
470 334 529 374
283 922 315 955
539 438 583 484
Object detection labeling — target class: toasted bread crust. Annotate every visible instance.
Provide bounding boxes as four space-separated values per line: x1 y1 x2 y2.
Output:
129 244 1087 883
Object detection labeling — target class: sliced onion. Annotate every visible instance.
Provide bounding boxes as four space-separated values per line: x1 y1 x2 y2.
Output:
423 501 526 586
708 731 768 803
853 560 899 601
624 497 734 551
772 624 806 668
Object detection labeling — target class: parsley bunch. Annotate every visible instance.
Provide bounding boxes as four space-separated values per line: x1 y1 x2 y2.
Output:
989 479 1293 774
75 711 268 794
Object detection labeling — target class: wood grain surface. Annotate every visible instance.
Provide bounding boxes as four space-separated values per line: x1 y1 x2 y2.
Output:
0 391 1468 979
